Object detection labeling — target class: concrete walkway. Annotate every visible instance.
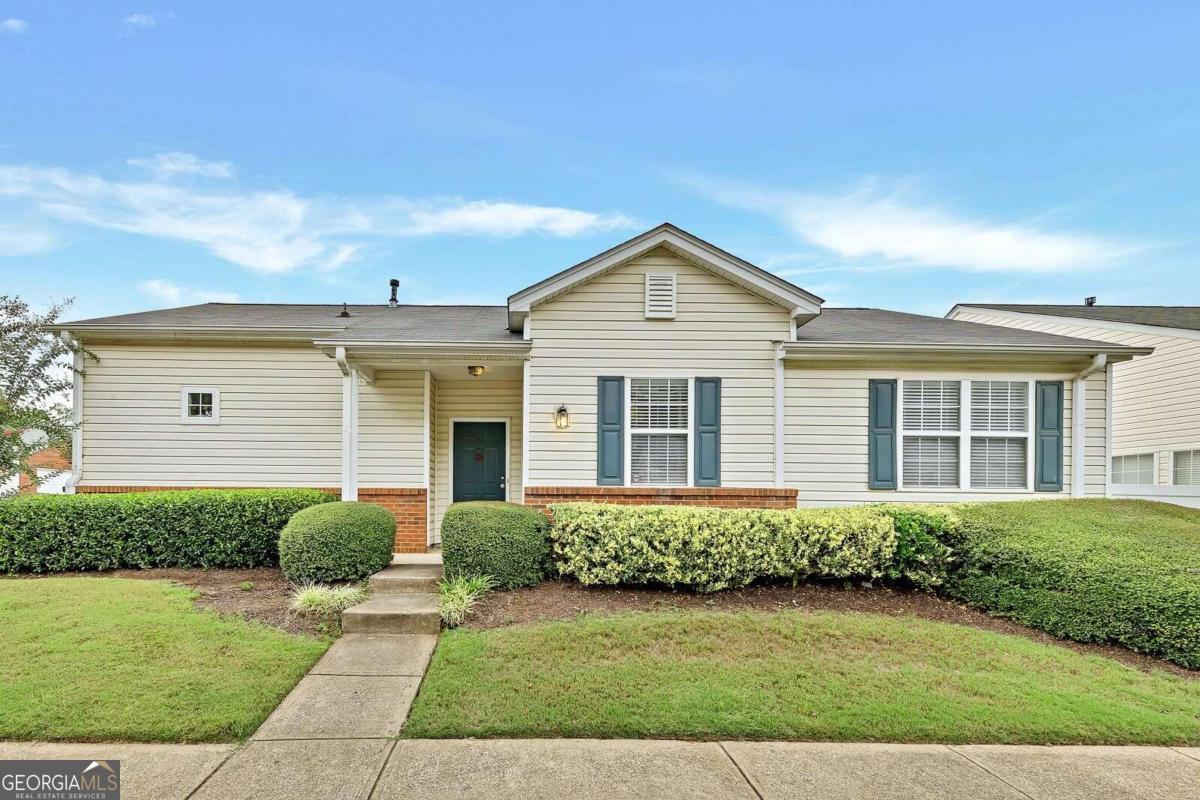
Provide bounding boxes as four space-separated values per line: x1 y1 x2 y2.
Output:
4 740 1197 799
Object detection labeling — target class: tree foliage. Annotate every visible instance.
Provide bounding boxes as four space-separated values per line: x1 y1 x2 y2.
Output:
0 296 84 494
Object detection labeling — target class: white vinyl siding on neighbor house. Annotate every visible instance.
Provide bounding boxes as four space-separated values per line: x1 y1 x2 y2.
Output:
80 344 345 487
526 247 790 488
950 307 1200 486
783 366 1106 504
430 375 523 540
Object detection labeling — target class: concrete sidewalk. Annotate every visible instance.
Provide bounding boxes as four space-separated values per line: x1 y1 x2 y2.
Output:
4 739 1197 799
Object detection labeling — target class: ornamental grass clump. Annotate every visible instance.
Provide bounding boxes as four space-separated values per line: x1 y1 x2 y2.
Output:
549 503 897 592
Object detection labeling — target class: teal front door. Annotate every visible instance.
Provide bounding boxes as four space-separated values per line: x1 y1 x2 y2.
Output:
453 422 506 502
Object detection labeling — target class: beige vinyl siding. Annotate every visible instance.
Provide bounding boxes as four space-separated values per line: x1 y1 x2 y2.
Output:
357 370 426 489
80 343 342 487
431 376 523 540
952 309 1200 462
783 366 1105 503
527 247 790 487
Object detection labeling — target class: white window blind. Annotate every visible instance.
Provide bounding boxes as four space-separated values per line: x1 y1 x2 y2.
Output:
644 273 677 319
629 377 688 485
1113 453 1155 485
969 380 1030 489
903 436 959 488
1174 450 1200 486
900 380 960 488
970 437 1027 488
902 381 960 431
970 381 1028 432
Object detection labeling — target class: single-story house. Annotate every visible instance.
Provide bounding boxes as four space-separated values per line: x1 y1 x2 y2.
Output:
947 302 1199 508
50 224 1151 551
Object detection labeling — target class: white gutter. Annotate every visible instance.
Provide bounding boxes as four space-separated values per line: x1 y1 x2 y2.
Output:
1071 354 1108 497
59 332 83 494
337 346 359 500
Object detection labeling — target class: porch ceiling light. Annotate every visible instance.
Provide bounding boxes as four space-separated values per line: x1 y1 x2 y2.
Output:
554 404 570 429
467 365 485 377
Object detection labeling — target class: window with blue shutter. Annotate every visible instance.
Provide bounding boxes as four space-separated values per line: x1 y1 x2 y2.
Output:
868 379 897 489
1034 381 1064 491
596 376 624 485
694 377 720 486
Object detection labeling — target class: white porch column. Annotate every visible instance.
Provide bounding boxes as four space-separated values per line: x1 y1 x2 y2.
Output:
774 344 785 486
423 369 432 541
340 365 360 501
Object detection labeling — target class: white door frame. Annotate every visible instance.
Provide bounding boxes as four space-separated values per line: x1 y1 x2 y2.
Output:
448 417 512 503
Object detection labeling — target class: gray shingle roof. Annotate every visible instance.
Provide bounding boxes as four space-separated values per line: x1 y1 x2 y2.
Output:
59 303 521 343
956 304 1200 333
794 308 1133 349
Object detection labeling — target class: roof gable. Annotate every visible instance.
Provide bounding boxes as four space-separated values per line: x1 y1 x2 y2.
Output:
506 223 823 330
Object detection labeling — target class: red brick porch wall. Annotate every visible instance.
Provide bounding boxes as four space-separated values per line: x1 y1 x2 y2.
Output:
523 485 798 510
77 485 428 553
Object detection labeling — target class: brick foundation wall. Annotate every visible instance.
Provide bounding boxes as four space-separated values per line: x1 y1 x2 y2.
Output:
523 485 798 510
357 488 428 553
77 485 428 553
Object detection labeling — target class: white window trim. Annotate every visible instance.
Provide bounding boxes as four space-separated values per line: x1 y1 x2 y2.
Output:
180 386 220 424
1112 451 1157 486
624 374 694 488
896 377 1036 492
643 272 677 319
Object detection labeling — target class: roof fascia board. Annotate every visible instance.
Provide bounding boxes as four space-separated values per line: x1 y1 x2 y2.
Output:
507 225 822 320
781 341 1151 359
947 305 1200 342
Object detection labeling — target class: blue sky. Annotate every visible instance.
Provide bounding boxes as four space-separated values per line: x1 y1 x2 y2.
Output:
2 2 1198 321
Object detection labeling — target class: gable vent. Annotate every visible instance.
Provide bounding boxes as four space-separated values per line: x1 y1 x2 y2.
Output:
644 273 677 319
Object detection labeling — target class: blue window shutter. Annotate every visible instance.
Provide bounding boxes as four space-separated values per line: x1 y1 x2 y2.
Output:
868 379 897 489
694 377 721 487
1035 381 1064 491
597 376 624 485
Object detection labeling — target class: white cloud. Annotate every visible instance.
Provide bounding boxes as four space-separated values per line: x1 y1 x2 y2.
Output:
1 18 28 33
0 225 57 255
701 178 1135 273
124 13 156 28
127 152 234 180
0 160 636 273
403 201 634 237
138 279 240 306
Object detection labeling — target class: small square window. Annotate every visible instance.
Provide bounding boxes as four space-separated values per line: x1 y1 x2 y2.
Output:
181 387 220 424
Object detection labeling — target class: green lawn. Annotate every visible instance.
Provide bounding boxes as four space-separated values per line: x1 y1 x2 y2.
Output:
405 610 1200 744
0 577 327 743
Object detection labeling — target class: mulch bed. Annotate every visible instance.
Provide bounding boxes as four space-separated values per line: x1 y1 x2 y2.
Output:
17 568 324 637
468 579 1200 679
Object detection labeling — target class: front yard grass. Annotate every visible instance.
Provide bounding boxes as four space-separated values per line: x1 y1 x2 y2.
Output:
404 609 1200 744
0 577 328 743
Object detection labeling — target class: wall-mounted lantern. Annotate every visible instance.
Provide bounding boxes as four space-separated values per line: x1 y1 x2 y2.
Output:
553 404 571 429
466 365 485 377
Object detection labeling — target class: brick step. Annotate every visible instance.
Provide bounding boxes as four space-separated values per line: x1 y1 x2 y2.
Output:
342 594 440 635
369 564 444 594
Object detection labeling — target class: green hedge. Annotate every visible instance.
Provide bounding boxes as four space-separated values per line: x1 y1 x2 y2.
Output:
278 502 396 583
550 503 898 592
877 504 963 590
441 502 550 589
0 489 333 573
947 499 1200 668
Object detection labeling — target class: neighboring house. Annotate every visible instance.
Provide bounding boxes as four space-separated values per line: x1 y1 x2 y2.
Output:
49 224 1149 551
948 303 1200 508
1 446 71 495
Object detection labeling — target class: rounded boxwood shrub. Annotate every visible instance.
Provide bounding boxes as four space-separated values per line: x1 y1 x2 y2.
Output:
441 502 550 589
278 501 395 583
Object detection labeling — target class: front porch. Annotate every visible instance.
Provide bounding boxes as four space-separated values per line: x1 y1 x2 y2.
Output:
327 341 528 552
